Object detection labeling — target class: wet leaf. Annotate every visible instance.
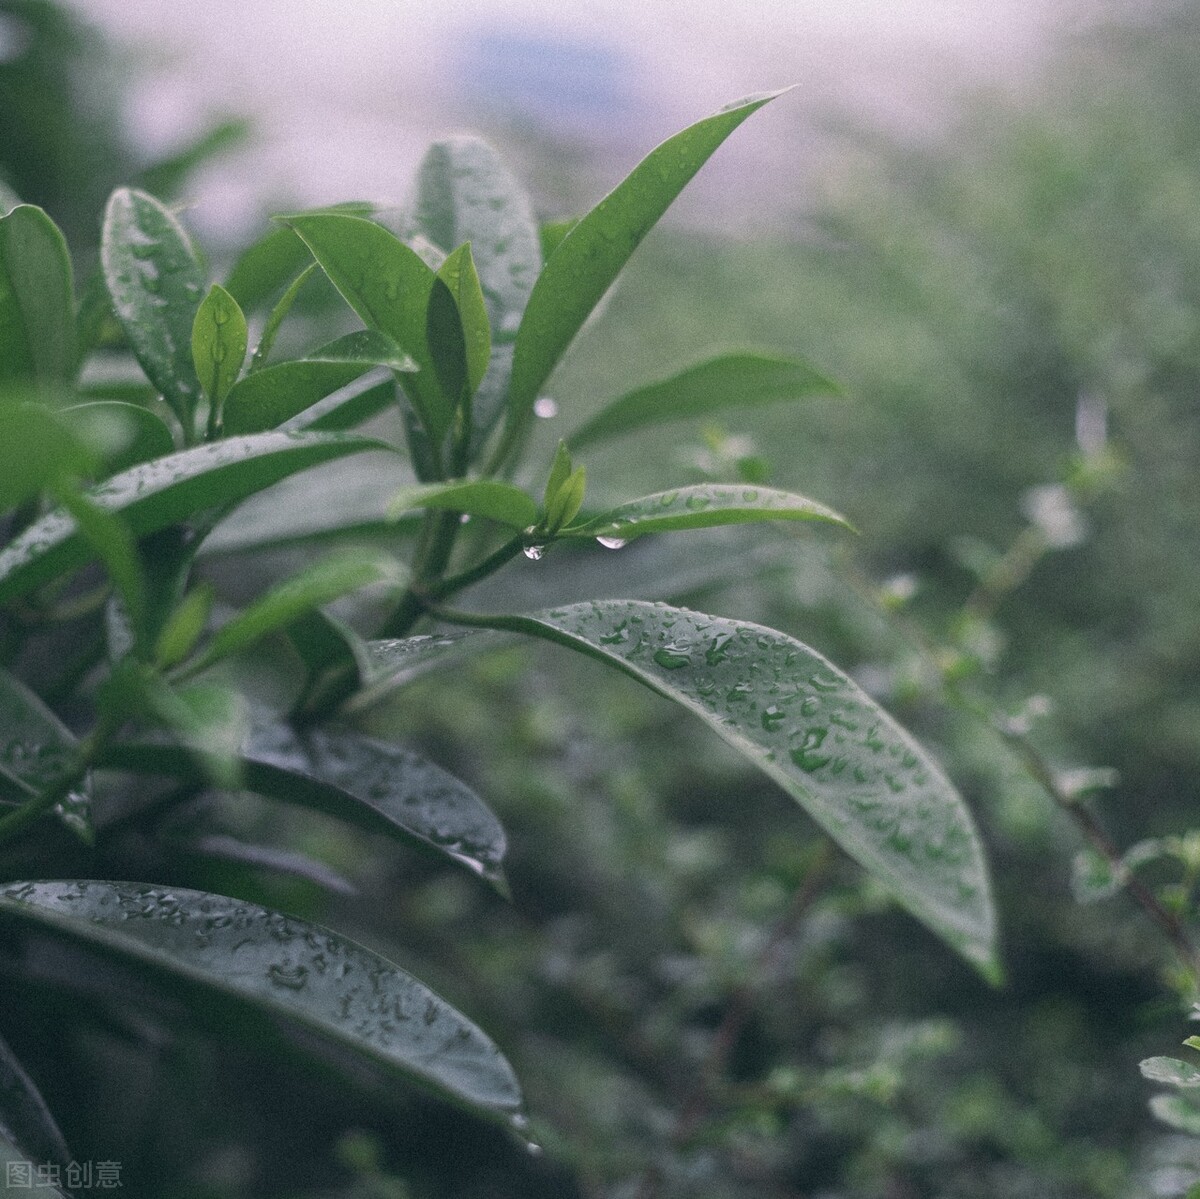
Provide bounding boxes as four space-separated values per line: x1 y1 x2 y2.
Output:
282 213 451 442
1150 1092 1200 1136
101 188 206 429
387 480 537 529
191 283 248 409
103 722 509 888
225 360 388 436
0 669 91 843
182 549 404 676
437 244 492 398
472 600 998 976
0 430 386 605
563 484 851 542
0 881 523 1118
503 92 787 457
411 137 540 445
568 352 840 449
0 205 75 388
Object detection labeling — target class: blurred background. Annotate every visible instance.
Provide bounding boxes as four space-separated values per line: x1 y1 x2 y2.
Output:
6 1 1200 1197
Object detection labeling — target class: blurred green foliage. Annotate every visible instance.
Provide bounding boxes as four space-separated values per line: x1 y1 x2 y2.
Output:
5 2 1200 1197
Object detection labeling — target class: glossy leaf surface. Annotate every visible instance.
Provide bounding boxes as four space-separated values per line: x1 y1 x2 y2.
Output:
476 600 997 975
1141 1057 1200 1087
0 431 385 605
505 93 786 444
388 480 537 528
0 881 522 1117
101 188 206 427
104 722 508 886
564 484 851 542
568 352 840 449
0 205 74 387
191 283 248 408
412 137 540 442
283 214 450 441
224 361 383 435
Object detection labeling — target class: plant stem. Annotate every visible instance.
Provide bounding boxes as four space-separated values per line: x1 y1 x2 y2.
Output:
424 536 525 603
378 509 463 638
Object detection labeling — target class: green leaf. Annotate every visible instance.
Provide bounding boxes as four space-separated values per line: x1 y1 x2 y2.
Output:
101 188 206 430
0 205 75 388
61 401 175 477
154 583 214 669
503 92 788 455
437 243 492 397
545 467 587 535
544 441 573 509
50 484 148 650
191 283 248 409
347 631 487 712
468 600 998 976
306 329 417 372
224 204 373 312
539 218 577 262
387 480 537 528
284 375 397 435
181 549 404 676
0 430 386 606
282 213 451 442
249 262 317 370
0 1031 71 1170
562 484 852 543
106 721 510 886
1141 1056 1200 1088
224 361 380 436
0 669 91 843
411 137 540 444
0 403 93 511
0 881 523 1118
568 352 841 449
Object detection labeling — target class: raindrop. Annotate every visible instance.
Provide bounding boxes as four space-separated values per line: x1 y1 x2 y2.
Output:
267 963 309 991
800 696 820 717
596 535 627 550
653 644 692 670
761 705 785 732
705 633 734 665
790 728 832 773
685 494 711 511
459 513 472 524
533 396 558 419
522 544 544 561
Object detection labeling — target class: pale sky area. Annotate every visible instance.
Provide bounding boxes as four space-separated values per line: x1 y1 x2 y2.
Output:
66 0 1114 240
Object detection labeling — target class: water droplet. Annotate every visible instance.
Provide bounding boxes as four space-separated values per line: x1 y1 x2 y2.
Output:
800 696 820 717
790 728 832 773
685 494 711 511
596 535 627 550
653 644 692 670
761 705 785 732
522 544 544 561
599 621 629 645
268 963 309 991
809 673 839 692
459 513 472 524
742 488 760 501
533 396 558 418
705 632 734 665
